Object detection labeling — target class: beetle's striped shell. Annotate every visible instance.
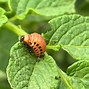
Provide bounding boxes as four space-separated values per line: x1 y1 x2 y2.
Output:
20 33 46 57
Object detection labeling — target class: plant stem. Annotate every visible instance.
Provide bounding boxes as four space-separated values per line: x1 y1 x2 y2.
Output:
46 45 60 50
4 21 27 36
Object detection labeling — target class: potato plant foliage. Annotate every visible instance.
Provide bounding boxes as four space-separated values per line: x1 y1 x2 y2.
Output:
0 0 89 89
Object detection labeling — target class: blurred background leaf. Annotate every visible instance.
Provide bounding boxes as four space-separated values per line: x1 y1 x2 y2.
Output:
0 0 7 3
0 27 18 89
0 27 18 71
75 0 89 15
0 8 8 27
0 70 11 89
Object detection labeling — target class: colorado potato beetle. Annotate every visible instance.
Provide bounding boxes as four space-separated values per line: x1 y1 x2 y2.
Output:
20 33 46 57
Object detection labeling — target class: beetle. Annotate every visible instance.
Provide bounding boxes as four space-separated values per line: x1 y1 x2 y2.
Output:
20 33 46 57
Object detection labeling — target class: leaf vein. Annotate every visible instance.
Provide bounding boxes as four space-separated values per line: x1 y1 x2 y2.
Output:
59 22 86 45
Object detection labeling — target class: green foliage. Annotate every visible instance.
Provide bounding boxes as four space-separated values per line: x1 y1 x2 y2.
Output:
44 14 89 60
0 70 11 89
0 79 11 89
67 60 89 89
7 42 89 89
0 28 17 71
0 0 7 2
58 60 89 89
0 28 17 89
7 42 59 89
9 0 76 19
0 8 8 27
0 0 89 89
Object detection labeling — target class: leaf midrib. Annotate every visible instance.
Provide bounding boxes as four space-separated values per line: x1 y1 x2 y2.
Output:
58 68 74 89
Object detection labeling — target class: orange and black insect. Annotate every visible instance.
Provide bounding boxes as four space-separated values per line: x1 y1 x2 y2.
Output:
20 33 46 57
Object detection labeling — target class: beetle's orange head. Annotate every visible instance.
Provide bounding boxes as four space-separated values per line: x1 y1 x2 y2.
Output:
20 34 30 43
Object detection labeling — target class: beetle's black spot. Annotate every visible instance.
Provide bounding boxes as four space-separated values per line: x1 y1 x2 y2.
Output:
31 46 33 48
26 46 29 48
39 46 41 49
24 43 26 45
33 48 36 49
36 44 39 46
29 42 32 45
36 52 39 55
40 52 43 54
35 50 37 51
23 43 28 47
40 49 42 51
34 42 36 44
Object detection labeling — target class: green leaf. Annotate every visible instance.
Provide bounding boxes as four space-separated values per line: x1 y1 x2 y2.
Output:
0 8 8 27
58 60 89 89
0 0 7 2
44 14 89 60
9 0 76 19
67 60 89 89
62 45 89 60
7 42 59 89
0 27 17 71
